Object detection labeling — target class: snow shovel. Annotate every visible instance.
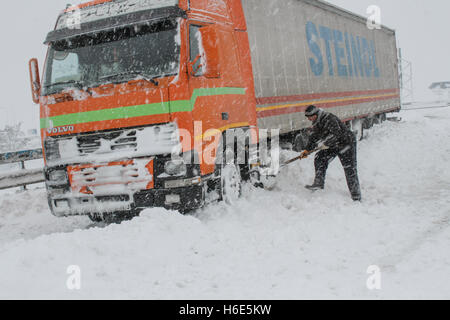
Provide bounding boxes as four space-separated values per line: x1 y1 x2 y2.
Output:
280 145 329 169
253 145 328 190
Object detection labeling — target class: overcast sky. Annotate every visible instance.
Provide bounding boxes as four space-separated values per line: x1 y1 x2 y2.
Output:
1 0 449 130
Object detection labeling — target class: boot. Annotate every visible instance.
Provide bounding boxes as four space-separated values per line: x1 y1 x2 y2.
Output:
305 183 324 191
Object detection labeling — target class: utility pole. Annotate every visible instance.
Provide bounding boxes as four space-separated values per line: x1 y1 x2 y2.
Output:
398 48 414 104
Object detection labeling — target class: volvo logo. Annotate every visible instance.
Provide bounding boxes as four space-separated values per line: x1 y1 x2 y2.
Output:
47 126 74 134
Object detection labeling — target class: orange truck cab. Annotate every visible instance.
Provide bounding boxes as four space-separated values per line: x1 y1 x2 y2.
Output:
29 0 262 221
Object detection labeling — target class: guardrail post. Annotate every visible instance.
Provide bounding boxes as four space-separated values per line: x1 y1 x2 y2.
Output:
20 160 27 191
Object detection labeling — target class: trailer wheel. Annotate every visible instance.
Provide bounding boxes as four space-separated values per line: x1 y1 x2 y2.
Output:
363 117 373 130
351 119 364 141
373 114 382 125
377 113 387 124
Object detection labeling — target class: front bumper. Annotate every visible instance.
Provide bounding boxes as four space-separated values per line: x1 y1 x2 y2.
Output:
46 155 204 217
49 184 205 217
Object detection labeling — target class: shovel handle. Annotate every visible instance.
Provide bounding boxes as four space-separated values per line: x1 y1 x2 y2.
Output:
282 145 329 167
283 153 310 166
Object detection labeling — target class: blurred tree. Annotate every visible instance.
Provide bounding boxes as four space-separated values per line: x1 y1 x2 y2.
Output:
429 82 450 102
0 123 31 152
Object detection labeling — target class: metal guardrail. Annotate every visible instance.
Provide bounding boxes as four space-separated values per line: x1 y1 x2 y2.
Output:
0 148 43 164
0 148 45 190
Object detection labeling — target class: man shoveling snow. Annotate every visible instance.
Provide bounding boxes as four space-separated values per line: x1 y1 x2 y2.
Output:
301 105 362 201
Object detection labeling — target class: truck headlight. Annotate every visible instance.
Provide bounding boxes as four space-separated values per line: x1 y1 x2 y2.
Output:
54 199 70 209
164 159 187 176
49 169 68 183
44 138 61 161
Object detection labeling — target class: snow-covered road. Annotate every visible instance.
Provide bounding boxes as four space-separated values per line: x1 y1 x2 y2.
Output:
0 106 449 299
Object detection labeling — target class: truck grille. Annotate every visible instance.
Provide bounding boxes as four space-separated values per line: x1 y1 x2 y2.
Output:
77 130 138 155
49 123 180 166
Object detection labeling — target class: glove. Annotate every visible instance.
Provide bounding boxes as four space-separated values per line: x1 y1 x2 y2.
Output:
318 143 330 150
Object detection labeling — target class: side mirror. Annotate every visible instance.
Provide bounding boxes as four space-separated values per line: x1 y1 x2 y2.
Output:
199 25 220 78
29 58 41 103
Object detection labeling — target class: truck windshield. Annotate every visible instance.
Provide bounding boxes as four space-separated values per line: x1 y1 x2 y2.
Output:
43 18 180 95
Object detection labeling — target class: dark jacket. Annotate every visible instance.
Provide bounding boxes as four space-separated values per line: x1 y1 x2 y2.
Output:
305 110 355 151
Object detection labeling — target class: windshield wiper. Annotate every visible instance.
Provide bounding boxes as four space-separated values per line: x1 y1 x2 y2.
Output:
100 71 160 86
45 80 84 91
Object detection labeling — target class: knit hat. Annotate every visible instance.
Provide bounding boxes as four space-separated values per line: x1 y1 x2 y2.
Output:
305 105 320 117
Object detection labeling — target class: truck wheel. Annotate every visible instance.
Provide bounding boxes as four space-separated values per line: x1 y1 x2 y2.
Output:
88 211 138 224
220 150 242 205
88 213 104 223
363 117 373 130
351 119 364 141
373 114 382 125
378 113 387 123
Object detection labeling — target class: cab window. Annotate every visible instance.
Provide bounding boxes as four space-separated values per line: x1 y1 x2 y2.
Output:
189 25 205 76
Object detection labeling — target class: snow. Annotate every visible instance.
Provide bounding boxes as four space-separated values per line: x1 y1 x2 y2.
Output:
195 28 207 75
0 106 449 299
57 0 180 30
51 123 180 166
169 19 182 86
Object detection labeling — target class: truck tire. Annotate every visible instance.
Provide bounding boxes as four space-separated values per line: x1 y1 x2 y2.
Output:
373 114 382 125
88 213 104 223
363 117 373 130
88 210 139 224
351 119 364 141
377 113 387 123
220 149 242 205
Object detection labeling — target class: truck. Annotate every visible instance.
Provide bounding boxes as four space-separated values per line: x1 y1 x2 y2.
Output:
29 0 400 222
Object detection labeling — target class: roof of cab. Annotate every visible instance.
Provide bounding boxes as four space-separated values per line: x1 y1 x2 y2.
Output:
64 0 113 13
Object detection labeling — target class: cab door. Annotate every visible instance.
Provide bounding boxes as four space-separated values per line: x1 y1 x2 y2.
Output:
187 22 248 174
187 22 223 129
